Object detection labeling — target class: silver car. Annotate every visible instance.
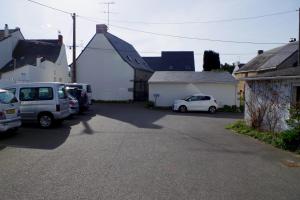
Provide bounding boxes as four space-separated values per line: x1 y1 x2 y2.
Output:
6 82 70 128
68 94 79 115
0 89 21 133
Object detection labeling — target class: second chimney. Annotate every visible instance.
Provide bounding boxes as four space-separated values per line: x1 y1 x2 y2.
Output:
4 24 9 37
58 34 63 45
257 50 264 55
96 24 108 34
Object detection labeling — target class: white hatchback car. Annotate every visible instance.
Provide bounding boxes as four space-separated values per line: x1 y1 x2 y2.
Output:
0 89 21 133
173 93 218 113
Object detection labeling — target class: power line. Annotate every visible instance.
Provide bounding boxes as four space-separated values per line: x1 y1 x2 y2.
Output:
109 24 287 45
27 0 72 15
66 45 297 56
26 0 294 45
97 9 298 25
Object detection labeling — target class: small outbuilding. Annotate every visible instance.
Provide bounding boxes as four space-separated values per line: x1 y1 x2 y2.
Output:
148 71 238 107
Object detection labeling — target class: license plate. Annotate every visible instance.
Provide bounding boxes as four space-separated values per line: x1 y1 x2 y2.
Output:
6 109 15 114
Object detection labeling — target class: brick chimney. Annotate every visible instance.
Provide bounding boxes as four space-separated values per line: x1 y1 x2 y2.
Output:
96 24 108 34
58 34 63 45
4 24 9 37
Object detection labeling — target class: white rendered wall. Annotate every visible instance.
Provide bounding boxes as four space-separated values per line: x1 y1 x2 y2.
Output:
149 82 238 107
76 34 134 100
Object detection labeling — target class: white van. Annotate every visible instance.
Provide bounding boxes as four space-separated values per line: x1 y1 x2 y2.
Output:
0 89 21 133
65 83 92 104
6 83 70 128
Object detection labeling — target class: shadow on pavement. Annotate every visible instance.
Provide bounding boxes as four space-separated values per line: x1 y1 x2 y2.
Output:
94 103 164 129
0 111 96 150
95 102 242 129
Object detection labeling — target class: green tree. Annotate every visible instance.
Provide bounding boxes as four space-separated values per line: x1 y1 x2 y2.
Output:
220 63 235 74
203 50 220 71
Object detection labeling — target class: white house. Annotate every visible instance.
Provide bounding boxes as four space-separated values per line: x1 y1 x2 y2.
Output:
238 41 299 132
0 24 24 69
0 24 70 84
148 71 239 107
74 24 153 101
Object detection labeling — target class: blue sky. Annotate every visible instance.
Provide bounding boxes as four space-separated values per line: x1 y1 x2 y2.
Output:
1 0 299 71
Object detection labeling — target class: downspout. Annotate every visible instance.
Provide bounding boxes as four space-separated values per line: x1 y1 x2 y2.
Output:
133 69 136 101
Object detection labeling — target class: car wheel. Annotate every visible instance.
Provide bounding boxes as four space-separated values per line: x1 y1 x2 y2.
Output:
179 105 187 113
38 113 54 128
208 106 217 114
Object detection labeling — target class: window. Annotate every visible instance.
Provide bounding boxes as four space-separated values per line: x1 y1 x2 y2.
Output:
6 88 16 95
20 87 53 101
189 96 199 101
203 96 211 100
20 88 37 101
87 85 92 93
135 58 140 64
293 86 300 105
127 55 132 61
58 85 67 99
38 88 53 100
0 91 16 104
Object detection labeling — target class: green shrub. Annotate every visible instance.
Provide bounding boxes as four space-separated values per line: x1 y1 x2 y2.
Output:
275 129 300 151
239 105 244 112
221 105 241 113
227 120 300 153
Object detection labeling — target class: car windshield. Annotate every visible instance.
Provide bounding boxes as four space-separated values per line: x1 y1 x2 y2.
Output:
0 91 17 104
184 96 192 101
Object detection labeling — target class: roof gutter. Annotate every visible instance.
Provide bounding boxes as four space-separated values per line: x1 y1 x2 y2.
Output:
241 75 300 81
148 81 238 84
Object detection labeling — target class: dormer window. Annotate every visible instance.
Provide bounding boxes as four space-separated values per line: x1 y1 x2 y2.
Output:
135 58 140 64
127 55 132 61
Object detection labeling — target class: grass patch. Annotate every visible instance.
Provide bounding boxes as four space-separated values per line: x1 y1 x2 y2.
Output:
226 120 300 154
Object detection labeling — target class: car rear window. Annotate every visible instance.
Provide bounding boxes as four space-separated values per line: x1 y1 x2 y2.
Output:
0 91 16 104
20 87 53 101
204 96 211 100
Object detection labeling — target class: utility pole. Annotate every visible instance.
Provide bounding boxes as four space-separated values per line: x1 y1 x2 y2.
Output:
72 13 76 83
100 2 115 27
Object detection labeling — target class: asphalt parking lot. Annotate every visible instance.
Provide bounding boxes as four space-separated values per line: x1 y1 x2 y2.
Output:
0 103 300 200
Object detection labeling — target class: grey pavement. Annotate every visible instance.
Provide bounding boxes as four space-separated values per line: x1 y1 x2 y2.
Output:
0 103 300 200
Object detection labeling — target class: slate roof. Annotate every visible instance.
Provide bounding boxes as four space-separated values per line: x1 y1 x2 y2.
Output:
237 42 298 73
104 32 153 72
143 51 195 71
148 71 237 84
0 39 61 73
0 28 19 41
241 66 300 80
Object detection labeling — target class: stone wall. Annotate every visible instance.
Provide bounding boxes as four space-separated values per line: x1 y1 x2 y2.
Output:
244 79 294 132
